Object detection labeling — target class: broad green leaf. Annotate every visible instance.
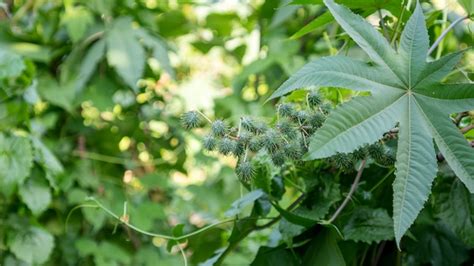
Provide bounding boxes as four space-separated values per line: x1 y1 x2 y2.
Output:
38 75 75 112
415 101 474 192
0 134 33 187
31 137 64 176
404 222 469 265
224 189 264 217
73 38 106 92
305 93 404 159
290 12 333 39
415 83 474 114
19 180 51 215
302 228 346 266
270 0 300 29
399 3 429 87
135 29 175 79
5 42 52 62
268 56 403 101
435 180 474 246
0 50 24 79
323 0 404 84
269 0 474 246
415 51 463 89
61 6 94 42
250 246 298 266
106 17 145 91
343 207 394 243
393 97 437 246
8 227 54 264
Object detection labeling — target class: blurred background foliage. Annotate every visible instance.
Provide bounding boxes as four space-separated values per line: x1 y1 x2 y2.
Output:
0 0 473 265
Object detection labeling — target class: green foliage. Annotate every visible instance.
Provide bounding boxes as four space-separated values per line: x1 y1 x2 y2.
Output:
0 0 473 265
270 0 474 246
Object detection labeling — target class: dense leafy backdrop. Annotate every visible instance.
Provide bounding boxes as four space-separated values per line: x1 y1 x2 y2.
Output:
0 0 473 265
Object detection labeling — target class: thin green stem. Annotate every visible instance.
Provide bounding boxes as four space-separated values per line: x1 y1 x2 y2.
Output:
390 1 407 47
328 159 367 223
378 9 390 41
369 168 395 193
196 110 212 124
428 15 469 57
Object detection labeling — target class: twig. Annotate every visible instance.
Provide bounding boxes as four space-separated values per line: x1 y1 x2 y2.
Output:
454 112 468 125
196 110 212 124
461 124 474 134
328 159 367 223
427 15 469 56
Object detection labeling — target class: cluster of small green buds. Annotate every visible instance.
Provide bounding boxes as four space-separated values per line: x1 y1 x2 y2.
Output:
328 141 397 172
181 90 332 182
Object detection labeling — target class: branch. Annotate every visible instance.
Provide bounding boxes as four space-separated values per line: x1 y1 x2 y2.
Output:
427 15 469 56
461 124 474 134
328 159 367 223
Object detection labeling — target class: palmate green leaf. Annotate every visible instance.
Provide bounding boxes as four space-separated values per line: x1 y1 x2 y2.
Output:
269 0 474 246
304 93 404 158
399 2 428 87
268 56 403 101
392 97 437 244
106 17 145 91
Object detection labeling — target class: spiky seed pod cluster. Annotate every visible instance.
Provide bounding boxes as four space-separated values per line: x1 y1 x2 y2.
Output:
331 152 354 172
181 93 332 182
236 161 254 182
203 135 217 151
278 103 296 118
211 120 227 137
218 137 236 155
308 91 323 108
181 111 201 129
368 142 396 166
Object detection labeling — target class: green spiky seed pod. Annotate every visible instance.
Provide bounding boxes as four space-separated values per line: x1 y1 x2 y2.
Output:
271 151 286 166
379 147 396 165
368 142 385 161
211 120 227 137
241 116 256 132
263 129 282 154
252 121 268 134
233 142 246 157
181 111 201 129
249 136 264 152
203 135 217 151
284 142 302 160
331 153 353 171
351 146 368 161
308 113 325 129
320 103 332 115
236 161 254 182
278 103 295 118
277 120 297 139
291 110 308 124
308 91 322 108
238 131 252 145
218 137 236 156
